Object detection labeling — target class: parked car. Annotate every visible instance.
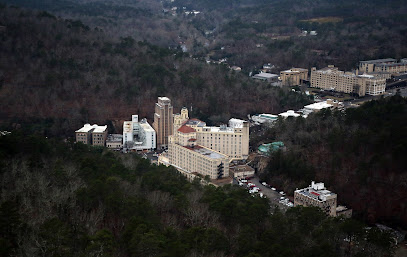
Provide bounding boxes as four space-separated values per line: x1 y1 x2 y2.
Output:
271 187 276 191
279 191 286 196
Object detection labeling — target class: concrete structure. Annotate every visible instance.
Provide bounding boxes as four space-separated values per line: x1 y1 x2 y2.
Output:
278 110 300 118
168 125 230 180
153 97 173 149
252 114 279 124
106 134 123 149
123 115 156 151
75 124 108 146
310 66 386 96
280 68 308 86
294 181 338 216
252 72 279 82
229 162 255 178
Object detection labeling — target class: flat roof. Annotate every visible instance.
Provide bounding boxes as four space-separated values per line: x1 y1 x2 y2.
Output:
295 182 337 202
359 58 396 64
183 145 227 159
107 134 123 142
304 101 333 110
253 72 278 78
139 122 155 132
376 62 407 67
278 110 300 117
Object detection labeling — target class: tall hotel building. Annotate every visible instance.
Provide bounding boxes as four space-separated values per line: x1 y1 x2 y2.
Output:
153 97 173 149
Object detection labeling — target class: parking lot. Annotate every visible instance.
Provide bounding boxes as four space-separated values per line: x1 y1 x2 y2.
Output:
236 175 293 211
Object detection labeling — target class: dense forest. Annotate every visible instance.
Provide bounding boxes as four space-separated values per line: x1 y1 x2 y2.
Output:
0 5 310 136
0 132 396 256
254 95 407 229
2 0 406 70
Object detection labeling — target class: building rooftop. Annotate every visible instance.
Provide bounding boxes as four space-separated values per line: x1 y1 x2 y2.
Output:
278 110 300 118
359 58 396 64
93 125 108 133
158 96 171 101
304 101 333 110
229 118 246 128
375 62 407 67
295 181 337 202
253 72 278 78
139 122 155 132
282 68 308 73
107 134 123 142
185 118 206 127
178 125 196 133
183 145 226 159
76 124 107 133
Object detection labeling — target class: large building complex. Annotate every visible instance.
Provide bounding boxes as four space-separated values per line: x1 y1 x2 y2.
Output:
75 124 108 146
165 107 249 180
123 115 156 151
280 68 308 86
359 58 407 74
294 181 352 218
195 118 250 160
310 66 386 96
153 97 173 149
168 124 230 180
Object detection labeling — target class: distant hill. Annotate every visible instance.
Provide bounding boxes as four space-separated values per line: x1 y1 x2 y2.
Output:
2 0 406 71
0 5 310 136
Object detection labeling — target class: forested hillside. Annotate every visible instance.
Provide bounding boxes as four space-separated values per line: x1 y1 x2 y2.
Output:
0 5 310 136
3 0 406 70
0 133 395 256
255 95 407 229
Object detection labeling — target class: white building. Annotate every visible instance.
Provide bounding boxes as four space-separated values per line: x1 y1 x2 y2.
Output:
278 110 300 118
123 115 156 151
251 114 279 124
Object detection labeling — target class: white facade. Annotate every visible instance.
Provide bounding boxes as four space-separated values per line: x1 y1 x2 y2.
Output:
123 115 156 151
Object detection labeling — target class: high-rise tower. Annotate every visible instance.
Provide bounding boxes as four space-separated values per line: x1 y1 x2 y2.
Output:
153 97 173 149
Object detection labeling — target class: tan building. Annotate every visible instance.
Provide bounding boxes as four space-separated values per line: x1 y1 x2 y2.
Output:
294 181 338 217
153 97 173 149
195 119 249 160
168 125 230 180
75 124 108 146
359 58 396 73
280 68 308 86
310 66 386 96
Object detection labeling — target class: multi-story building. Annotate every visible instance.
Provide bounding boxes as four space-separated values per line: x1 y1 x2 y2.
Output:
168 125 229 180
280 68 308 86
195 118 250 160
75 124 108 146
294 181 338 217
153 97 173 149
359 58 407 74
359 58 397 73
106 134 123 149
310 66 386 96
123 115 156 151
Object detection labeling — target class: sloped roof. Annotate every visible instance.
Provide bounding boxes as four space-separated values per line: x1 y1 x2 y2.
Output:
178 125 196 133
